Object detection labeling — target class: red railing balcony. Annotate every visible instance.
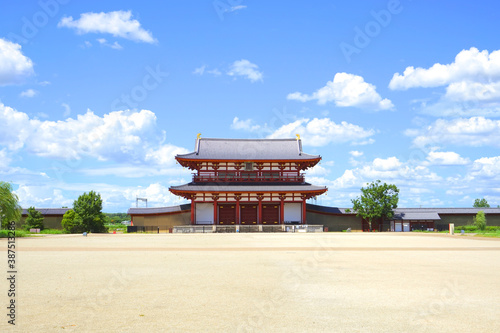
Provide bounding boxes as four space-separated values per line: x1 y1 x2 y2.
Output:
193 173 305 183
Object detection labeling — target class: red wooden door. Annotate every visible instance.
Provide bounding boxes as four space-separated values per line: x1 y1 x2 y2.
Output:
218 204 236 225
262 204 279 224
240 204 257 224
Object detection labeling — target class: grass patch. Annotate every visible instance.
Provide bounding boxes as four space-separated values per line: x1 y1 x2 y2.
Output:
455 225 500 232
475 233 500 238
0 229 29 238
105 223 128 233
39 229 65 234
452 226 500 238
471 229 500 238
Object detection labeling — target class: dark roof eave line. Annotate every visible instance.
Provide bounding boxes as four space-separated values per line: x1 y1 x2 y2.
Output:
169 189 328 194
175 156 321 162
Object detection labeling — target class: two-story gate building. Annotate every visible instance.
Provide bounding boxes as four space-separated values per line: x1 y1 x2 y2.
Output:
169 136 328 225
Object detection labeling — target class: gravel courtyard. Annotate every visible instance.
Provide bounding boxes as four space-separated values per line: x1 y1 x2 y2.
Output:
1 232 499 332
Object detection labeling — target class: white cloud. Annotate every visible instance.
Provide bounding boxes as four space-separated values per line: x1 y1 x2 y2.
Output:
390 47 500 117
193 65 206 75
348 151 364 166
469 156 500 179
446 189 464 196
288 73 393 110
417 98 500 118
390 48 500 117
318 152 500 208
227 59 263 82
306 164 330 177
372 157 402 171
229 5 247 12
19 89 38 98
61 103 71 117
15 185 73 208
96 38 123 50
82 41 92 48
193 65 221 77
207 68 221 76
0 103 30 150
14 181 186 211
0 149 11 169
0 102 187 165
144 144 189 166
268 117 375 146
407 117 500 148
328 158 441 197
58 10 156 44
230 117 263 132
442 156 500 200
445 80 500 102
79 164 191 178
0 38 34 86
390 48 500 90
425 150 469 166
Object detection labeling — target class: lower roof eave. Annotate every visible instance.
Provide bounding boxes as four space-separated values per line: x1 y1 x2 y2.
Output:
169 185 327 193
169 184 327 200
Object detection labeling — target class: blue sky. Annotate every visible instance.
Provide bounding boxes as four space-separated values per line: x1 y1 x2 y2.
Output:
2 0 500 212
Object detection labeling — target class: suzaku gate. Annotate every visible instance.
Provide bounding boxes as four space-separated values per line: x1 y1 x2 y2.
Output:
169 135 328 225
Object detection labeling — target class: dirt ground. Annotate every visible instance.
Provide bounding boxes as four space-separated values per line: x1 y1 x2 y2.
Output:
1 232 499 332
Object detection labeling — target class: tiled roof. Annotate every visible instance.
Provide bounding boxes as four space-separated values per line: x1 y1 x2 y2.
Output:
306 205 500 218
394 208 500 215
176 138 320 161
306 204 352 214
21 208 70 216
170 183 328 192
128 204 191 215
392 211 441 220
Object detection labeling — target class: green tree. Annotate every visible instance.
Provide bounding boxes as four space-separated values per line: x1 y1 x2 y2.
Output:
73 191 108 233
0 181 22 229
351 180 399 232
473 198 490 208
61 209 85 233
23 207 44 231
474 210 487 231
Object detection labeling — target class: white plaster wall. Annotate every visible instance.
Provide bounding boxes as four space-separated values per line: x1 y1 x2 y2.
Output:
196 203 213 224
284 203 302 223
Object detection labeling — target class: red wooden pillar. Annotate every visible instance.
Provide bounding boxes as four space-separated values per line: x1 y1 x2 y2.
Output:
302 198 307 224
213 200 218 225
280 197 285 224
190 199 195 225
258 198 263 224
235 199 240 224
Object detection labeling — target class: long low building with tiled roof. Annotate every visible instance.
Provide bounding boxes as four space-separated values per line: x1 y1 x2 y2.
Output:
128 203 500 232
18 208 70 229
